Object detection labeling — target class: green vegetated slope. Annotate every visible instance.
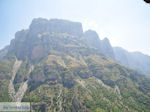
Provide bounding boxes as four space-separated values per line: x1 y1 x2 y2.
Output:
0 18 150 112
0 57 15 102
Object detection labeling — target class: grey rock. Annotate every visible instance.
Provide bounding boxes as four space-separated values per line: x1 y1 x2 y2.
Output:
83 30 101 49
101 37 115 60
30 18 83 37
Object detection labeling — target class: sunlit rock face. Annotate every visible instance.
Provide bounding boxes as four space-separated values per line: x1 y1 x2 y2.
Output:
29 18 83 37
7 18 84 63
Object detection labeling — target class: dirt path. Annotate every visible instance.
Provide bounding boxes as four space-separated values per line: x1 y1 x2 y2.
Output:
56 88 63 112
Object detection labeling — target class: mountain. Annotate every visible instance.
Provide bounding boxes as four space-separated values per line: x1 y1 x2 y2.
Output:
113 47 150 77
83 30 150 77
0 18 150 112
101 38 115 60
82 29 150 77
83 30 115 60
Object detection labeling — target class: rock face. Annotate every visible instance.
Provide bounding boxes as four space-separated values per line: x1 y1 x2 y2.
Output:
8 29 47 62
83 30 115 60
101 38 115 60
83 30 101 50
5 18 114 64
7 18 83 63
30 18 83 37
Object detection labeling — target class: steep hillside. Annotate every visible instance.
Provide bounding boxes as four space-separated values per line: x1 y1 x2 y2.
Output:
83 30 150 77
113 47 150 76
82 29 150 77
0 18 150 112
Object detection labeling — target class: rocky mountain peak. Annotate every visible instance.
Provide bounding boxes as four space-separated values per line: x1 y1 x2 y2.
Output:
83 30 101 49
84 30 100 40
5 18 85 63
29 18 83 37
102 37 110 44
101 37 115 60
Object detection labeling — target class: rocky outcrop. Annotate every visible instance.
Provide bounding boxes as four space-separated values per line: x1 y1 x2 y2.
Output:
101 38 115 60
83 31 115 60
83 30 101 49
6 18 83 63
30 18 83 37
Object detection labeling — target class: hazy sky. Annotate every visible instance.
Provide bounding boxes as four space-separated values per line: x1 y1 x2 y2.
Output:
0 0 150 55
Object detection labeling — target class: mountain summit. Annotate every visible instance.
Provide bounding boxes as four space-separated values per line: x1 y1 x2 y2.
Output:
0 18 150 112
30 18 83 37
